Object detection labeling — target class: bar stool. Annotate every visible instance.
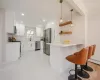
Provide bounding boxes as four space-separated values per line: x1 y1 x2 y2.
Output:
77 46 93 78
66 48 88 80
83 45 96 71
92 45 96 56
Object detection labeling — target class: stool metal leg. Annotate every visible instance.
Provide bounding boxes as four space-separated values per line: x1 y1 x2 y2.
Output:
75 64 77 79
83 62 93 72
68 64 82 80
78 65 90 79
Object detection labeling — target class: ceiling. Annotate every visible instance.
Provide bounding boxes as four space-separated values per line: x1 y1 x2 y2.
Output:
0 0 75 27
2 0 99 27
82 0 100 15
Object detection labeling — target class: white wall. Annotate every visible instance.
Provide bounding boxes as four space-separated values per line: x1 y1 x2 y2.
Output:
0 10 3 63
45 14 86 44
66 0 88 45
88 15 100 61
0 9 7 64
72 15 85 44
60 14 85 44
83 0 100 62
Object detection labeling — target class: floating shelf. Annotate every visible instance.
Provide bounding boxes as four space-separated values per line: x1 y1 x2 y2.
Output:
59 21 72 27
59 31 72 35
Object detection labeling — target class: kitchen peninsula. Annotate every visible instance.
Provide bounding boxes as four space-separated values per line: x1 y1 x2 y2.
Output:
47 43 84 73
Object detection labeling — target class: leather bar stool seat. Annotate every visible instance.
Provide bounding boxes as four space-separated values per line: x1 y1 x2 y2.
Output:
92 45 96 56
66 48 88 80
83 45 96 72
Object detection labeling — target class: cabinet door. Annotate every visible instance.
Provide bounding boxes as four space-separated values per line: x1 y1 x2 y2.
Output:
28 42 33 51
6 43 20 62
5 11 14 33
30 42 35 50
32 42 35 50
16 23 25 36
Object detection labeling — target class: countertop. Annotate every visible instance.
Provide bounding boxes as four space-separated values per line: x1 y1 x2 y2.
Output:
8 41 21 42
7 41 21 43
47 43 84 47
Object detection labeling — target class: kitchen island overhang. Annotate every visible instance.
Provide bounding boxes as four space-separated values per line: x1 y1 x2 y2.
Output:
47 43 84 73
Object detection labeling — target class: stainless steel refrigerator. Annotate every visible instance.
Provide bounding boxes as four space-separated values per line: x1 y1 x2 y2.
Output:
43 28 51 55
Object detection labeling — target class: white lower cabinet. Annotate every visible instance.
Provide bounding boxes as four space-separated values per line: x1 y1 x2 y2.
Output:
6 42 20 62
29 42 35 51
21 42 35 52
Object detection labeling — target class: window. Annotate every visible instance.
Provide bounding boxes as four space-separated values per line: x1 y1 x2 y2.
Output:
27 30 34 38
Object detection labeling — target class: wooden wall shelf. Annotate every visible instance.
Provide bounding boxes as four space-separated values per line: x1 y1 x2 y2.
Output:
59 21 72 27
59 31 72 35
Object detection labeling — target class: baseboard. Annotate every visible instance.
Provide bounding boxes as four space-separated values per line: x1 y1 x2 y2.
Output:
89 59 100 65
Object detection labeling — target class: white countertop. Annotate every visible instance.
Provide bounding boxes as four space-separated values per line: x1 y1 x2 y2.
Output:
7 42 21 44
47 43 84 47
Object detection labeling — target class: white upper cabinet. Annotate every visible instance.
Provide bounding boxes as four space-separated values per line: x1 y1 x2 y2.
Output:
16 23 25 36
5 11 15 33
36 27 43 37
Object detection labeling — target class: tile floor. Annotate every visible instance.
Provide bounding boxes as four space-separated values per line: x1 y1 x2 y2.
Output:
0 51 100 80
0 51 66 80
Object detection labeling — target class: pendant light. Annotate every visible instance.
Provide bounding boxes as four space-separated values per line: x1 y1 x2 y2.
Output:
60 0 63 23
70 9 74 27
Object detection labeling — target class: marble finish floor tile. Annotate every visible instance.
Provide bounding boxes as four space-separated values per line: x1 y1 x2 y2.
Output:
0 51 65 80
0 51 100 80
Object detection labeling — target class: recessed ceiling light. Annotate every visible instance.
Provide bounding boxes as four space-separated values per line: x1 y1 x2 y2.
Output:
21 13 24 16
51 22 54 24
43 19 46 22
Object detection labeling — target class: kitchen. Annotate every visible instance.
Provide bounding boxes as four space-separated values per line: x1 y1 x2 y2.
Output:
1 10 44 63
0 0 86 66
0 0 100 80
